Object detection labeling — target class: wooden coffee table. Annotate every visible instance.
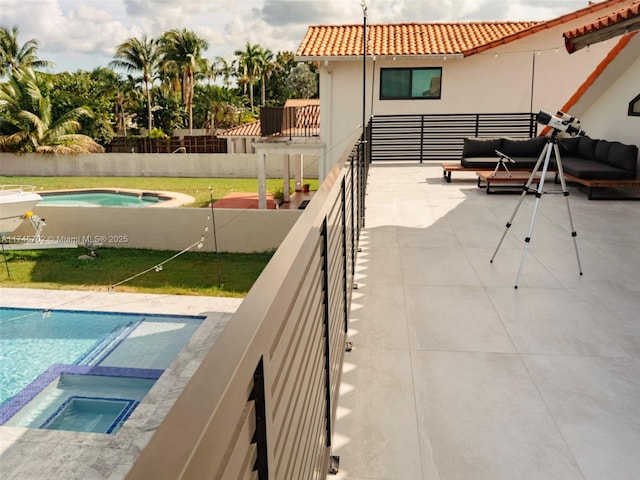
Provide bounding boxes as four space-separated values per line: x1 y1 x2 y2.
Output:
476 170 541 194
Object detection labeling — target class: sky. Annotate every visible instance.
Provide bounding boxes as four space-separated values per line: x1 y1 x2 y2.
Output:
0 0 596 73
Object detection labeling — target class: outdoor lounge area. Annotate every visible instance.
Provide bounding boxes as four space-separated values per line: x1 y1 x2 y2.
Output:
330 161 640 479
443 135 639 199
1 156 638 479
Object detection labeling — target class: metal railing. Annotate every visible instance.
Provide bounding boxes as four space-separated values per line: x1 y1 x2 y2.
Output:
369 112 537 162
126 132 368 480
260 105 321 138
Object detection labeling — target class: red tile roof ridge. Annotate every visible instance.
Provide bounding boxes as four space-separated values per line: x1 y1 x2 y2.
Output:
297 0 634 58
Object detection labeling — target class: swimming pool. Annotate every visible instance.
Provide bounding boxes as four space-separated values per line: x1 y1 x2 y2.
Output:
0 307 204 433
38 189 171 207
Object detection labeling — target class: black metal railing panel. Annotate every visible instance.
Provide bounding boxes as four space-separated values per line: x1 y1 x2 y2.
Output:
260 105 320 138
369 112 536 162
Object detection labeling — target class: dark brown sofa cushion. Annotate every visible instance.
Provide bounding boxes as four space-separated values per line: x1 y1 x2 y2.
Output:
462 137 502 158
607 142 638 172
502 137 547 158
577 136 598 160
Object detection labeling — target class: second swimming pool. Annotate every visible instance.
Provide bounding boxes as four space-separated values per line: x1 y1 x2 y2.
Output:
0 307 204 434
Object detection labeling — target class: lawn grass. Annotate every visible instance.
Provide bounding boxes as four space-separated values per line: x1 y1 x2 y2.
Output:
0 175 312 295
0 247 274 297
1 176 318 208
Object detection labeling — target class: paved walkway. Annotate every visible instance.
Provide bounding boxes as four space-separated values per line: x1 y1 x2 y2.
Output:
330 163 640 479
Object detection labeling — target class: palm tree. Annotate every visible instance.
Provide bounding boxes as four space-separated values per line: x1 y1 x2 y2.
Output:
213 56 235 89
258 48 282 107
234 43 263 111
159 28 208 134
0 25 53 77
194 84 243 132
0 68 103 154
109 35 160 132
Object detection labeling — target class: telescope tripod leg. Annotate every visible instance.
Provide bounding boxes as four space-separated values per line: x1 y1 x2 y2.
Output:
553 143 584 276
491 159 511 177
490 143 549 264
514 142 555 288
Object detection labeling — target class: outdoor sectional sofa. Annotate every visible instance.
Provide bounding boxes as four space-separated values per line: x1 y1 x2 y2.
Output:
442 135 639 199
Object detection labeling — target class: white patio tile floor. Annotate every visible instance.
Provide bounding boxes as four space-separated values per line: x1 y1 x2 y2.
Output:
329 163 640 480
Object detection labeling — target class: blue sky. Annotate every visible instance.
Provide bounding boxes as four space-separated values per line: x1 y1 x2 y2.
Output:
0 0 594 73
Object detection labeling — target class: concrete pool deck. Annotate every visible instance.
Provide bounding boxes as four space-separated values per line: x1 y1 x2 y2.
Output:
0 288 242 479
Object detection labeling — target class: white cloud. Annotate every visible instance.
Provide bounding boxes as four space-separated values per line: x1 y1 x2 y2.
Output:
0 0 600 72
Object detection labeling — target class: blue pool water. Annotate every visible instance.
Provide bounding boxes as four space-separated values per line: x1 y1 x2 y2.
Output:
41 396 138 434
0 307 204 433
38 190 169 207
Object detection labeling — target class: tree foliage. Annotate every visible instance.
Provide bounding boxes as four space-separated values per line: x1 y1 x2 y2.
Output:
0 25 53 77
109 35 160 132
0 68 104 154
49 68 119 145
158 28 209 134
0 23 321 147
286 63 319 99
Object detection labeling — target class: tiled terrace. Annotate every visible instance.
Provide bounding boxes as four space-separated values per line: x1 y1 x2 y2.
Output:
330 162 640 479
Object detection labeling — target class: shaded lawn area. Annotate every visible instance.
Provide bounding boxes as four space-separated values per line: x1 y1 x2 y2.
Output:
0 248 274 297
0 176 318 208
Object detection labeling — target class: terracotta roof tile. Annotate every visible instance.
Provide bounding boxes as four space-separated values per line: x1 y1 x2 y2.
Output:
284 99 320 107
217 121 261 137
296 0 632 58
296 22 540 58
563 1 640 40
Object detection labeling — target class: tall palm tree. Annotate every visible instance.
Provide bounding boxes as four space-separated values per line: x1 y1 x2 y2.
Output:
159 28 208 134
109 35 160 132
0 68 103 154
213 56 235 89
234 43 263 111
0 25 53 77
258 48 281 107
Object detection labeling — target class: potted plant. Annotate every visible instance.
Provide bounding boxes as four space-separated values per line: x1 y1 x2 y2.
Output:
272 187 284 208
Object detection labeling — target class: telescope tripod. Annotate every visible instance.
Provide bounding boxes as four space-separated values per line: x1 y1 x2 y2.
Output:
490 134 583 288
492 150 515 177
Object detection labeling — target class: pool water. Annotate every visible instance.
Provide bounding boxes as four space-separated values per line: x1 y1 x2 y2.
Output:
41 396 138 434
0 307 204 433
6 373 157 434
38 191 169 207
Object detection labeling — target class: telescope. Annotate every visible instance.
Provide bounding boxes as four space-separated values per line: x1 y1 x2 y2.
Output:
536 110 586 137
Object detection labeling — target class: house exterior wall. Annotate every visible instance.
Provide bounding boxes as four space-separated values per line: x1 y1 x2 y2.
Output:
577 49 640 148
318 13 618 169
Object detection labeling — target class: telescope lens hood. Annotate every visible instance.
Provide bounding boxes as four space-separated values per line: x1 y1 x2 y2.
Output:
536 110 552 125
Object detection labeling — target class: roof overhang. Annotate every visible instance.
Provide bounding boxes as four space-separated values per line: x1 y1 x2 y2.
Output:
564 1 640 52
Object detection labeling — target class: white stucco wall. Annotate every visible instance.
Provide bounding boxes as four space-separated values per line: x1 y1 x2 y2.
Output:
10 205 300 253
577 45 640 147
0 153 319 179
318 9 620 168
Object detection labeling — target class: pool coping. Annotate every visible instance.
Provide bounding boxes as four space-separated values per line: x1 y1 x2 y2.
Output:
0 288 242 479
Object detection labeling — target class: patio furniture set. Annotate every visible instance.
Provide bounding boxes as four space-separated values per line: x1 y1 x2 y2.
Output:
442 135 639 199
